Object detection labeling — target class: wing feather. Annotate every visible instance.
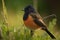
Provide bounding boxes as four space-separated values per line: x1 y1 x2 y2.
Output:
30 12 47 29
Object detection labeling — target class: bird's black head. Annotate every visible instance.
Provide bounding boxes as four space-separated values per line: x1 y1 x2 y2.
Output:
24 5 35 13
23 5 35 20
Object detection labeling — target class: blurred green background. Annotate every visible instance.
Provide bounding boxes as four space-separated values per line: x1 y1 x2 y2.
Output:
0 0 60 40
0 0 60 28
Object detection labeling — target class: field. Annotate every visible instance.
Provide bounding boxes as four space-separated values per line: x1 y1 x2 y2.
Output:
0 12 60 40
0 0 60 40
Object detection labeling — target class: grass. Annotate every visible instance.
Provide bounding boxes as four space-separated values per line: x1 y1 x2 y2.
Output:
0 12 59 40
1 0 59 40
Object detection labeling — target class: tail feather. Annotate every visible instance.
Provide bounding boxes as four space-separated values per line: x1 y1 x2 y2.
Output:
44 29 56 39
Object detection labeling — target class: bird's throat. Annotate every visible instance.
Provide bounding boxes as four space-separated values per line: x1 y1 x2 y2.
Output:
23 13 29 20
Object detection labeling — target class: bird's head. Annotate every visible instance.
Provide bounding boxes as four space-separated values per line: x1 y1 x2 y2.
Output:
23 5 35 13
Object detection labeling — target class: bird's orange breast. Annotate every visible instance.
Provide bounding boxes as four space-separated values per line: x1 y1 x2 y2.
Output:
24 15 40 30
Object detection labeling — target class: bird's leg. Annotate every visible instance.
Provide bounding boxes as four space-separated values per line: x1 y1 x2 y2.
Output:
30 30 34 36
43 14 56 20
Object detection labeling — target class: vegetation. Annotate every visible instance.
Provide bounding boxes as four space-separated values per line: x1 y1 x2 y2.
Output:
0 12 59 40
0 0 59 40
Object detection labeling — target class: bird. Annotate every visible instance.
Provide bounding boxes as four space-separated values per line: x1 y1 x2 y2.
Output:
23 5 56 39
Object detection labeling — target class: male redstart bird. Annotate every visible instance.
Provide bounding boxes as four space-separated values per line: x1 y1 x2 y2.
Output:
23 5 56 39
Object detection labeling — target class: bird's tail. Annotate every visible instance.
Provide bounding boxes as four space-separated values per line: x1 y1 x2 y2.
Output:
44 29 56 39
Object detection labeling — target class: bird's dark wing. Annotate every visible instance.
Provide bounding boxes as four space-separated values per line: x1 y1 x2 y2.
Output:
30 12 56 39
30 12 43 19
30 12 47 30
